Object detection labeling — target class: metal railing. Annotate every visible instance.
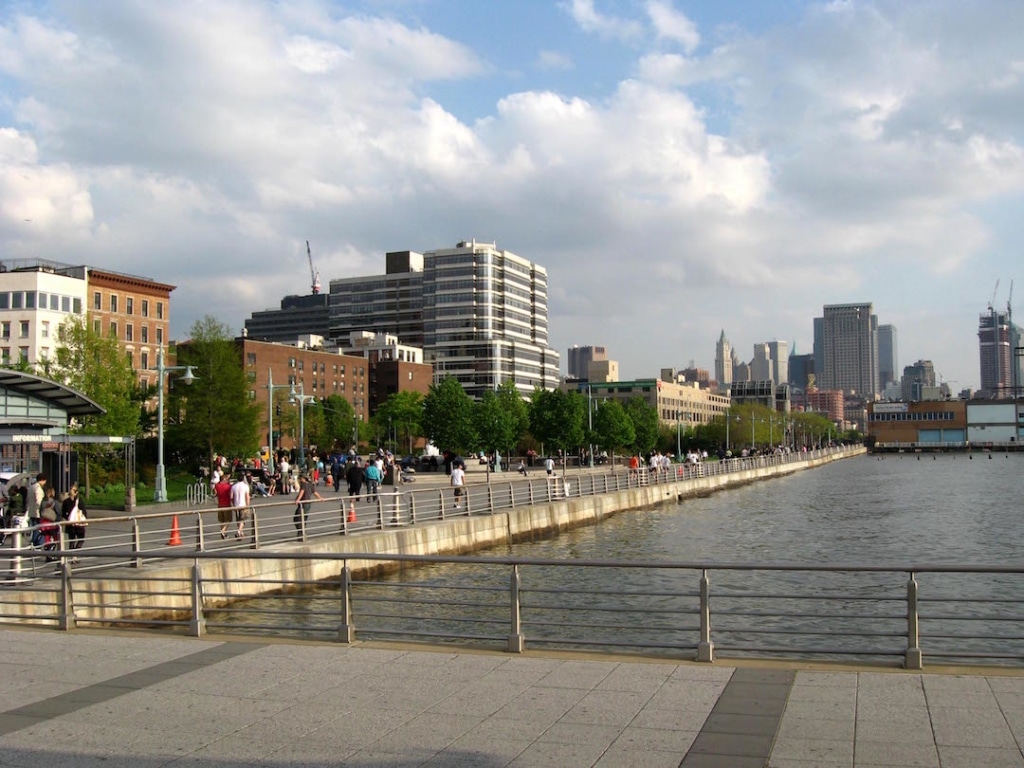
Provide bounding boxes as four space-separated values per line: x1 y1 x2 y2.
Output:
8 549 1024 669
0 447 853 578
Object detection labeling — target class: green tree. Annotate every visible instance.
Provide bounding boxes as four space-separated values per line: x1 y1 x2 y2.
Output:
166 316 261 473
421 376 477 454
49 314 143 494
592 399 635 462
474 381 528 467
322 394 356 452
623 396 659 455
529 388 586 458
373 390 424 455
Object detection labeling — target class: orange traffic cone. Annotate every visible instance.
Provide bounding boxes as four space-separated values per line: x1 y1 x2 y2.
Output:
347 504 357 524
167 515 183 546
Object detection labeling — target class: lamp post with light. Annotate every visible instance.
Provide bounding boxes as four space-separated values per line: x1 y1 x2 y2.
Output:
265 368 290 473
289 383 315 469
153 347 197 503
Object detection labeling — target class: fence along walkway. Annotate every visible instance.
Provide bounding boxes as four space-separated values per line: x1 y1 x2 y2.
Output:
1 447 851 579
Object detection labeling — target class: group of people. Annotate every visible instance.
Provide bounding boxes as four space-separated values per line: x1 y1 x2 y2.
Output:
0 473 87 560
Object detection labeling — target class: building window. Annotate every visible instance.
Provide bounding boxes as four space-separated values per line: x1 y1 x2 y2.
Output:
93 319 101 334
126 350 134 367
246 352 256 365
125 324 133 342
126 297 134 315
19 346 28 362
40 347 49 360
41 321 49 339
141 326 148 343
25 292 35 309
37 292 47 309
11 292 23 309
156 327 163 344
50 294 59 310
68 297 76 313
0 348 8 364
93 292 101 310
1 322 9 339
157 302 164 319
110 294 118 313
19 321 28 338
339 365 345 375
141 351 149 370
0 293 7 310
142 299 149 317
110 321 118 339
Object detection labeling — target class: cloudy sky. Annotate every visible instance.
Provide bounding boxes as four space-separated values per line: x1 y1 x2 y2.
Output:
2 0 1022 392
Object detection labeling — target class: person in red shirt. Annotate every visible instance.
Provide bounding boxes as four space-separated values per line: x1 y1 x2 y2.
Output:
214 477 233 539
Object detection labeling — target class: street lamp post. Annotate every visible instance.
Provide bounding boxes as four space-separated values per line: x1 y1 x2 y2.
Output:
289 383 315 469
265 367 290 473
587 384 595 469
676 409 682 462
153 347 197 503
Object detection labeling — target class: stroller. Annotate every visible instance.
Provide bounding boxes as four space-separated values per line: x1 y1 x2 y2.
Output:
34 519 60 561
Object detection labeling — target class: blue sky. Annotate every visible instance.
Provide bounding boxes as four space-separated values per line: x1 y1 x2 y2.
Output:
2 0 1023 393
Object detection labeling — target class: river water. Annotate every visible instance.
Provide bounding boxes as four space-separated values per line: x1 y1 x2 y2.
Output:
213 452 1024 663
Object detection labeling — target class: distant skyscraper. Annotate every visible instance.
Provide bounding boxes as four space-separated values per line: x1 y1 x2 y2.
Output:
788 351 815 390
813 317 824 386
978 308 1012 398
820 303 878 398
567 345 608 380
767 340 788 387
901 360 936 402
877 324 898 392
715 331 733 390
750 343 773 382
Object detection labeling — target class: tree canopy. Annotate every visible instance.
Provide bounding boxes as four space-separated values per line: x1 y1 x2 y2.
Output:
421 376 477 454
529 388 586 456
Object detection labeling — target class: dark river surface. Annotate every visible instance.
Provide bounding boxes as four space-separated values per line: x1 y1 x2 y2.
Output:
214 452 1024 663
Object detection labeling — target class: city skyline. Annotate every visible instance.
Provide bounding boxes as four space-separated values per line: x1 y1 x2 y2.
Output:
2 1 1023 390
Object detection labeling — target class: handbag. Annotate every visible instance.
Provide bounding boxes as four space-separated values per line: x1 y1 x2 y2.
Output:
68 502 83 523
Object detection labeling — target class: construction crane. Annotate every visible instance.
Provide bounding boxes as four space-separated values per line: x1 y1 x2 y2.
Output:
306 240 321 295
989 279 1000 311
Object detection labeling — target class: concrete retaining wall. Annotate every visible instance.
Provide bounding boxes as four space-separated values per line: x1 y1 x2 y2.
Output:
6 448 865 625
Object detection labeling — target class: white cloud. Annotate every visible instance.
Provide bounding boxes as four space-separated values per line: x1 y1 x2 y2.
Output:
536 50 574 71
646 0 699 54
562 0 643 42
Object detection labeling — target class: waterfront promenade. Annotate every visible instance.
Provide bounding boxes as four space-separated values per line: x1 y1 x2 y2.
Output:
2 628 1023 767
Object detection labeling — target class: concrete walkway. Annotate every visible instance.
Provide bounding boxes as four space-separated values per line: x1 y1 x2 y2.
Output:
0 629 1022 767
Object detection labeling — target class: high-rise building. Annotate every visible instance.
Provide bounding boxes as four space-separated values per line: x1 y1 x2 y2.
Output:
820 303 878 398
901 360 937 402
750 343 773 382
328 241 560 398
567 345 607 379
877 324 898 392
978 308 1012 398
812 317 824 386
788 348 814 391
767 340 788 387
715 331 733 390
245 293 330 343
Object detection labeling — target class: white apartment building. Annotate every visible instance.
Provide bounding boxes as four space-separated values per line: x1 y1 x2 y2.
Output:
0 262 87 367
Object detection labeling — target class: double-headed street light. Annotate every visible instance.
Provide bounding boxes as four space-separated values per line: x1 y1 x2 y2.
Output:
289 382 315 469
265 368 291 473
153 347 197 503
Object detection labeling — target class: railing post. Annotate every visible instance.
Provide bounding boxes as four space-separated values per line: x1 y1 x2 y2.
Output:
132 518 142 569
509 482 515 509
905 571 922 670
698 569 714 662
529 480 535 505
194 512 204 552
190 560 205 637
439 489 445 520
58 561 76 631
339 564 355 643
508 564 525 653
376 497 384 529
487 484 493 513
390 492 402 526
251 509 260 549
409 493 417 525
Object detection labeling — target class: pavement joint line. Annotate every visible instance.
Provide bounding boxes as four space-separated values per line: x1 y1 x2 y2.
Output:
0 641 263 736
679 666 796 767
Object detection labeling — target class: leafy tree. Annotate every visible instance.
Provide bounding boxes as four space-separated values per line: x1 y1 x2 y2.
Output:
322 394 357 452
623 396 659 455
373 390 424 455
49 314 143 493
592 399 634 461
166 316 261 472
421 376 477 454
529 388 586 457
474 381 528 467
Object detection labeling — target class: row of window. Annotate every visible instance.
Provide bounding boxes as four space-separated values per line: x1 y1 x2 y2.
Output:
0 347 34 364
869 412 957 422
93 319 163 344
92 292 164 319
0 320 44 340
0 291 81 314
244 353 367 378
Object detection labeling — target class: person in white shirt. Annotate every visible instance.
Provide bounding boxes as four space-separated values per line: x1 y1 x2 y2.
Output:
450 465 466 509
229 477 251 539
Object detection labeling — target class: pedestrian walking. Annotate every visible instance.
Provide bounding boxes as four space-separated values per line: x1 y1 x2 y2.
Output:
450 463 466 509
293 474 324 539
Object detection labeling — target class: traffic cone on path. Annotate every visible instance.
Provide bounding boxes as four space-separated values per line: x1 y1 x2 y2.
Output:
347 504 357 524
167 515 183 546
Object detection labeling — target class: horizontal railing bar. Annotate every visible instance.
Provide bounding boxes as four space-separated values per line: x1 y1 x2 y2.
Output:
522 604 694 616
525 637 696 651
355 628 505 642
712 628 905 639
524 620 698 632
713 610 906 620
355 612 508 626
